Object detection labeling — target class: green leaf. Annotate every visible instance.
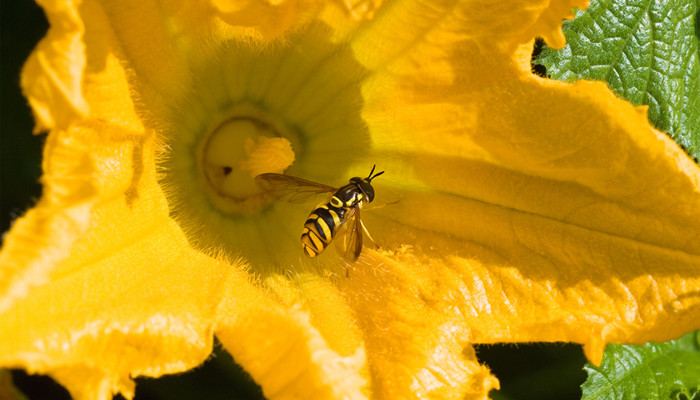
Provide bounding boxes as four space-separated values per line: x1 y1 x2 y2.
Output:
535 0 700 161
581 331 700 400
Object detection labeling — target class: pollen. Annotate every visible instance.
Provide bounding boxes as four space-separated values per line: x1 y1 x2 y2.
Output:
198 114 296 214
240 136 295 178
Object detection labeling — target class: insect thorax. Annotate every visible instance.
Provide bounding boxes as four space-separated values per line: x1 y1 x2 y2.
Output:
333 184 365 208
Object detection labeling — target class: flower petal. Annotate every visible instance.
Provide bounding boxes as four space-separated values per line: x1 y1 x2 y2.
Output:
339 252 500 398
347 0 587 73
0 223 234 400
21 0 88 131
5 0 700 399
357 11 700 366
216 273 369 399
0 112 228 400
2 0 146 314
211 0 322 39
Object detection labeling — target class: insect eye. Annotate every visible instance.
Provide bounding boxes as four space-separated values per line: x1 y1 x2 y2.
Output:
359 182 375 202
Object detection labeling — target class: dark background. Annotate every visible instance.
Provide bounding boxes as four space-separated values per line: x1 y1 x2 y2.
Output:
1 1 587 398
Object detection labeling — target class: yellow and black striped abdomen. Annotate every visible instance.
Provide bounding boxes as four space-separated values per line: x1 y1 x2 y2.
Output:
301 203 345 257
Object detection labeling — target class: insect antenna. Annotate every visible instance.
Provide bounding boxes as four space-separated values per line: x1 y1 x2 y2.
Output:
366 165 385 181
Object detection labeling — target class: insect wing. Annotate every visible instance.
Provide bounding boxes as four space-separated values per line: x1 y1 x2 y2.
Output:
256 173 336 203
334 206 363 263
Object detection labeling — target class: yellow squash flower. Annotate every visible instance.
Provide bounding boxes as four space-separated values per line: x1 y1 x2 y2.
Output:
2 0 699 399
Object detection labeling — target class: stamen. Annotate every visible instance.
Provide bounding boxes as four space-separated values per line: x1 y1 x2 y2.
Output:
240 136 295 178
198 116 296 214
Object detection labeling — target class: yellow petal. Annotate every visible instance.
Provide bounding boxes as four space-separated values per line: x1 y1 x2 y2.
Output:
0 128 95 314
85 0 208 111
0 225 235 400
357 9 700 367
340 252 500 398
0 111 220 398
2 0 144 314
211 0 322 39
21 0 88 132
526 0 588 49
4 0 700 399
217 273 369 399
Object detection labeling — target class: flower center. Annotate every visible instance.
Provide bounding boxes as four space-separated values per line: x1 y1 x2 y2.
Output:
161 23 372 269
199 107 296 215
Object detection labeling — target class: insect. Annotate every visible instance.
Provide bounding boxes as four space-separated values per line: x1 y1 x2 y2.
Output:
256 166 385 263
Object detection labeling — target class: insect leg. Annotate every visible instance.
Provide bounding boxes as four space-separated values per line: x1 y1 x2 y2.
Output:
360 219 378 248
361 198 400 212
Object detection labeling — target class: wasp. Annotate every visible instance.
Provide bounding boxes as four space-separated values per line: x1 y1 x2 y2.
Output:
256 166 384 263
